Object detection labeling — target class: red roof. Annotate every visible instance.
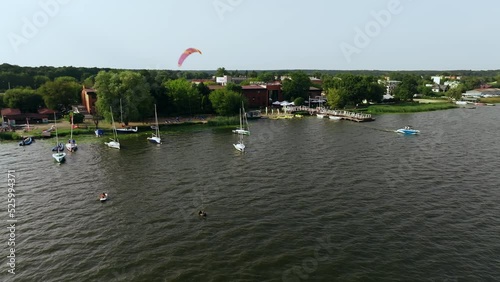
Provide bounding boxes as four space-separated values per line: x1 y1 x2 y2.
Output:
208 85 224 90
37 108 57 114
1 108 21 116
242 85 266 90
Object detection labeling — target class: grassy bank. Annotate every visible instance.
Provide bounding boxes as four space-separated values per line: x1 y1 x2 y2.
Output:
207 116 239 126
366 102 457 114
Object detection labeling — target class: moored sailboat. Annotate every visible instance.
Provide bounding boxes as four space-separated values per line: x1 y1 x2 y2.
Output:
65 112 78 152
232 102 250 135
104 107 120 149
147 104 161 144
52 113 66 163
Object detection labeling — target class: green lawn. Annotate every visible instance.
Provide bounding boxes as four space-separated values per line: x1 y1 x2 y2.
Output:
366 102 457 114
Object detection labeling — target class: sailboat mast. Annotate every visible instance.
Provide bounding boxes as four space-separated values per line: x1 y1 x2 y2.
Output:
54 113 59 152
120 99 123 124
154 104 159 137
110 106 118 141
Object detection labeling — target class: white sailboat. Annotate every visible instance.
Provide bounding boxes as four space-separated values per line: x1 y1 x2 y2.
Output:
105 106 120 149
65 112 78 152
233 109 246 152
147 104 161 144
232 102 250 135
116 98 138 133
52 113 66 163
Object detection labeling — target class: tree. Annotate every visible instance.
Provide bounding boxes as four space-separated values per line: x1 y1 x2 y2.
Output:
226 82 242 93
326 88 349 109
196 82 212 113
257 72 275 83
68 112 85 124
163 78 201 116
209 89 244 116
3 87 44 112
215 67 228 77
393 75 418 101
281 71 311 101
322 74 383 106
293 97 305 106
37 79 81 111
462 76 482 90
445 84 466 100
94 70 152 123
33 75 50 88
417 84 434 97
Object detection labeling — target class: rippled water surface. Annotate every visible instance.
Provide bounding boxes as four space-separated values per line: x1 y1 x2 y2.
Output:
2 106 500 281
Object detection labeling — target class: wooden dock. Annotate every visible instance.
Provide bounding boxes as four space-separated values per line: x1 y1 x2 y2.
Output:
283 106 375 122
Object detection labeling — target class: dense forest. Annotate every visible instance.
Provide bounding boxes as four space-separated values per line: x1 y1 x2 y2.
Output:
1 63 499 121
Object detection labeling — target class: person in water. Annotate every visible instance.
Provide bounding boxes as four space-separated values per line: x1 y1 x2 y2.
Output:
198 210 207 217
100 193 106 198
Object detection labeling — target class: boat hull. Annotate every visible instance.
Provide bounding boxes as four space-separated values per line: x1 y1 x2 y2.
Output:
19 137 33 146
396 129 420 135
233 143 245 152
65 141 78 152
52 152 66 163
147 136 161 144
100 193 108 202
105 140 120 149
232 129 250 135
52 143 64 152
116 127 138 133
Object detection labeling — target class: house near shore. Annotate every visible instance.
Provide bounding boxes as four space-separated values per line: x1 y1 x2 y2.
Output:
1 108 57 126
81 86 97 115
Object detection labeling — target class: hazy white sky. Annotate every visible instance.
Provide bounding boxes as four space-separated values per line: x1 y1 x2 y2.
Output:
1 0 499 70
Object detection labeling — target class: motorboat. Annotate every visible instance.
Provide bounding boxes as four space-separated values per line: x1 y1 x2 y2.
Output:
329 115 342 120
316 114 326 118
396 126 420 135
100 193 108 202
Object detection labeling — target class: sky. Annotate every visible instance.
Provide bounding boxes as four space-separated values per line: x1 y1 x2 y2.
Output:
1 0 499 71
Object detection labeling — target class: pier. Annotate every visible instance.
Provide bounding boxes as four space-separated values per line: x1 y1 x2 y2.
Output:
283 106 375 122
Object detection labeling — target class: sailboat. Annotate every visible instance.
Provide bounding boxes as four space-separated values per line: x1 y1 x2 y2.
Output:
65 112 78 152
116 98 138 133
233 109 246 152
147 104 161 144
104 107 121 149
52 113 66 163
232 102 250 135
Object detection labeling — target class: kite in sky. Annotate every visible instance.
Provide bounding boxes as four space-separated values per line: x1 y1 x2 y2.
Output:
178 48 202 67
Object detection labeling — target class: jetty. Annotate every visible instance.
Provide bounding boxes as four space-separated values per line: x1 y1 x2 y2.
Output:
283 106 375 122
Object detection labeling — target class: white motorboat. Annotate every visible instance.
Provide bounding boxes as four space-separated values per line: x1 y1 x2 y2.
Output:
396 126 420 135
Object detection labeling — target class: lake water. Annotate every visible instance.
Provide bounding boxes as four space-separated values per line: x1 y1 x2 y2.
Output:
2 106 500 281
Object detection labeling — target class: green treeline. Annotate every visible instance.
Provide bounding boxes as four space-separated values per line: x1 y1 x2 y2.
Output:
1 63 499 122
